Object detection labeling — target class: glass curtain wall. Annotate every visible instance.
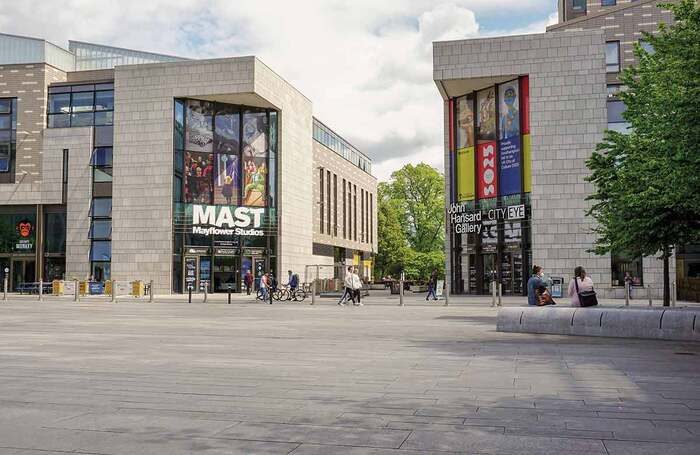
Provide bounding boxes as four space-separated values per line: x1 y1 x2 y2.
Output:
173 98 278 293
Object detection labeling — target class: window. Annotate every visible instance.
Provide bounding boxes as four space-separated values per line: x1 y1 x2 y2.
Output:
607 84 630 133
342 179 347 239
353 185 357 242
601 0 616 6
319 168 324 234
89 219 112 240
611 254 643 286
639 40 655 55
361 189 365 243
47 83 114 128
0 98 16 182
333 173 338 237
90 147 113 166
606 42 620 73
572 0 586 12
90 240 112 261
90 198 112 218
326 170 331 235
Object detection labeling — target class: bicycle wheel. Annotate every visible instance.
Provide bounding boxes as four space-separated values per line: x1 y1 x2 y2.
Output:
256 288 264 300
272 289 284 301
279 289 290 301
293 289 307 302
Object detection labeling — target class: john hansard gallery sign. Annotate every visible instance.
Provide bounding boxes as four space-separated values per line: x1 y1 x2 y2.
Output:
447 202 525 234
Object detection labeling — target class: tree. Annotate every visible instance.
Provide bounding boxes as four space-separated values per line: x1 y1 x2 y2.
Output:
385 164 445 253
586 0 700 305
376 164 446 281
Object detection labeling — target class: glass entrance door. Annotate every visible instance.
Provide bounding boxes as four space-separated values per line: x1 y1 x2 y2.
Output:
213 256 237 292
11 258 35 291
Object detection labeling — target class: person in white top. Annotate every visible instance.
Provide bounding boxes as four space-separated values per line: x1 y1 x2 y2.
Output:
351 267 363 306
568 266 594 307
338 266 355 306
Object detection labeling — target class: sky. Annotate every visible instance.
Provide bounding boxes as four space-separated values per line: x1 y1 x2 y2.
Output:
0 0 558 181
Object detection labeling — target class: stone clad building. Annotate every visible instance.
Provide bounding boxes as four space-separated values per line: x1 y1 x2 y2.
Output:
434 0 678 298
0 33 376 294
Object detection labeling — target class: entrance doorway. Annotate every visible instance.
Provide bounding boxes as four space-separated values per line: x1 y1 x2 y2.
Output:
11 258 35 291
213 256 238 292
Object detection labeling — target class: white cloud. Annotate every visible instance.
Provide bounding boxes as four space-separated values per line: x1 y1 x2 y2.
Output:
0 0 557 181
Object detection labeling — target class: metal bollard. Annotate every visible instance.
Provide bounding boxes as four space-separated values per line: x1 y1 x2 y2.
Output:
111 280 116 303
647 285 652 307
74 279 79 302
625 283 630 306
491 281 497 307
227 285 232 304
188 286 192 303
149 280 154 303
399 273 404 307
444 282 449 307
671 282 676 307
497 282 502 307
3 275 7 301
203 283 208 303
311 280 316 305
38 278 43 301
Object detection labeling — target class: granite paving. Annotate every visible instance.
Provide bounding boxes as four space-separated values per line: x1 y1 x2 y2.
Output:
0 294 698 454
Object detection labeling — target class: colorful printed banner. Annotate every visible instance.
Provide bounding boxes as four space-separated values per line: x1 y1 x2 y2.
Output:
477 141 497 199
520 76 532 193
456 146 475 201
498 80 521 196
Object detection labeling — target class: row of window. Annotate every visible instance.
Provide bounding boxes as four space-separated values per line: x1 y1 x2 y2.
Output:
313 119 371 174
319 167 374 245
606 39 653 74
47 83 114 128
0 98 17 182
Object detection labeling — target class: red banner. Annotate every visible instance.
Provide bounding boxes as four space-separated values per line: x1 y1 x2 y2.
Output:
477 141 498 199
520 75 529 134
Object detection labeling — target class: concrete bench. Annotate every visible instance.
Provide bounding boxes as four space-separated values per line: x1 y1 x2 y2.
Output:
497 306 700 341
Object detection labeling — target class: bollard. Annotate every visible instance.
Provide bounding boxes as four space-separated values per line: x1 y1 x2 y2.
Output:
3 275 7 301
38 278 43 301
311 280 316 306
149 280 154 303
491 281 497 307
497 282 502 307
671 282 676 307
625 282 630 306
111 280 116 303
647 285 652 307
188 286 192 303
74 279 79 302
203 283 208 303
444 282 449 307
227 285 232 304
399 272 404 307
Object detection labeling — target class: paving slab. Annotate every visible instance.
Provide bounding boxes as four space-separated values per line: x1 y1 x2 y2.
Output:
0 297 698 453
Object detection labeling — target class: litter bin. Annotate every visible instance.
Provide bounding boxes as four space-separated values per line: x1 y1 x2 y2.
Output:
390 281 400 295
52 280 64 296
131 280 145 297
104 280 112 296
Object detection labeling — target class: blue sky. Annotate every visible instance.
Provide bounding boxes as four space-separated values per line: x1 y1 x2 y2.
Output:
0 0 558 180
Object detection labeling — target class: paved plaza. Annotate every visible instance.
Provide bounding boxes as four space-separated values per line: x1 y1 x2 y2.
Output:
0 293 699 454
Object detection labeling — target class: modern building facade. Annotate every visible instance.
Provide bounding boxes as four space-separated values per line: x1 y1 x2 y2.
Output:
435 0 678 298
0 33 376 294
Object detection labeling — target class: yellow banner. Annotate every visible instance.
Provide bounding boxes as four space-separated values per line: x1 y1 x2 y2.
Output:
456 146 475 201
522 134 532 193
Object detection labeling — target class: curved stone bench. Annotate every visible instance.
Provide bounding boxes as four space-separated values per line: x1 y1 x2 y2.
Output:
497 306 700 341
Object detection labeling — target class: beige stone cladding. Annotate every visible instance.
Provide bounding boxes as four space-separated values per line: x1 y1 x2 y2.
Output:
435 30 671 298
112 57 312 294
550 0 677 84
0 63 66 188
311 140 378 279
42 127 92 279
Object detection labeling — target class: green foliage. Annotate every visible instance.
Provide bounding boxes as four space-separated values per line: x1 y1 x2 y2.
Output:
586 0 700 303
375 164 446 281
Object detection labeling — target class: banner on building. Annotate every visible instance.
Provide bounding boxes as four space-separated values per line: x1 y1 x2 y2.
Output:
498 80 522 196
456 146 475 201
520 76 532 194
476 141 497 199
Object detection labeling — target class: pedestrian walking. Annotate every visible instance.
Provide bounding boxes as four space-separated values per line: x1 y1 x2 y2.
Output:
351 267 363 306
338 266 354 306
426 269 438 301
568 266 596 307
244 270 253 295
260 272 269 302
624 271 633 299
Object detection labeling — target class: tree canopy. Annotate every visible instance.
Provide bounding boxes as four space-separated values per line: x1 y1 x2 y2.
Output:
375 164 445 281
586 0 700 304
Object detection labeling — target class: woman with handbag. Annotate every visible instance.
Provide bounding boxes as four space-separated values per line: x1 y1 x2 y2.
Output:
568 266 597 307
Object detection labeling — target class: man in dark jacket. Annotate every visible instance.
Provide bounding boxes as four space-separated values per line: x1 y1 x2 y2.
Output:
244 270 253 295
